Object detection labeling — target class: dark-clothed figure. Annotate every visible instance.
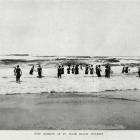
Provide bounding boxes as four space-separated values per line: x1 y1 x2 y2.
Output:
37 65 42 78
58 65 62 78
61 65 64 74
75 65 79 74
15 65 22 82
90 65 94 75
29 65 34 75
138 67 140 77
67 65 71 74
72 66 75 74
85 65 89 74
105 64 111 78
125 67 128 73
96 65 101 77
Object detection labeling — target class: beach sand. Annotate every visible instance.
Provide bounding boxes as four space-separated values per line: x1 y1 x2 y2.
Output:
0 90 140 130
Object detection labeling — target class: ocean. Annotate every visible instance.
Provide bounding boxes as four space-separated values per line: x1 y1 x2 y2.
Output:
0 54 140 95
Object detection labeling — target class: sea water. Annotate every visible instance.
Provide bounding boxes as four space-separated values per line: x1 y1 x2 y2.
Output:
0 55 140 95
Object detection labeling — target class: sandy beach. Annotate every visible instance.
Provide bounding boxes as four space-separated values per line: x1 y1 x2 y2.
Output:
0 90 140 130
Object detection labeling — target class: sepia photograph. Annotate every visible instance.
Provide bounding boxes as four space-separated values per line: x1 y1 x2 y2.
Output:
1 0 140 139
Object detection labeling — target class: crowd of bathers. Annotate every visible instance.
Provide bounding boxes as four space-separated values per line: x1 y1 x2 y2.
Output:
57 64 111 78
13 63 140 82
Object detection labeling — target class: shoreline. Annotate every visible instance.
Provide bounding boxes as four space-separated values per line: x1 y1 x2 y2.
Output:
0 90 140 130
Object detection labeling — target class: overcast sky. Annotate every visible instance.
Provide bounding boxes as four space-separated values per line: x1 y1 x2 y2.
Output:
0 0 140 56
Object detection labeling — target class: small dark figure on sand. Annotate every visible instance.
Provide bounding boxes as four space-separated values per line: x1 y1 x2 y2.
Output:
29 65 34 75
85 65 89 74
37 65 42 78
14 65 22 82
58 65 62 78
90 65 94 75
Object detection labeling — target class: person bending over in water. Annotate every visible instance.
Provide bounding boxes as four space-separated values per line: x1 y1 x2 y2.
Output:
15 65 22 82
29 65 34 75
37 65 42 78
58 65 62 78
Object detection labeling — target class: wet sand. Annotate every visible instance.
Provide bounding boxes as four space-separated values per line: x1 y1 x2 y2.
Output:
0 90 140 130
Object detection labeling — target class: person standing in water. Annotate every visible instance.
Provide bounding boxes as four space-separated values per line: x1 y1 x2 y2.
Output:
138 66 140 77
72 65 75 74
96 65 101 77
37 65 42 78
105 64 111 78
15 65 22 82
61 65 64 75
75 65 79 74
90 65 94 75
58 65 62 78
95 65 98 75
67 65 71 74
29 65 34 75
85 65 89 74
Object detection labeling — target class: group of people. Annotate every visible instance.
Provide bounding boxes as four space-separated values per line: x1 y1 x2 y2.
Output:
13 63 140 82
14 64 42 82
57 64 111 78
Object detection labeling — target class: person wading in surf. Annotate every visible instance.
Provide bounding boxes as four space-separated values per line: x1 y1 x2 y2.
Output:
14 65 22 82
37 65 42 78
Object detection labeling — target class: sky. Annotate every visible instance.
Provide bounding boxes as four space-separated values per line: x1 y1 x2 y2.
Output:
0 0 140 56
